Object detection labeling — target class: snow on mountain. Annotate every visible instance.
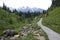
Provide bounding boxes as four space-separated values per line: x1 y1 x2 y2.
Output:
17 7 43 13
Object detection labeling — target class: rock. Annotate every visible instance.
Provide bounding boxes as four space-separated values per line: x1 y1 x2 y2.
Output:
21 27 28 36
10 35 19 40
0 36 5 40
3 29 18 37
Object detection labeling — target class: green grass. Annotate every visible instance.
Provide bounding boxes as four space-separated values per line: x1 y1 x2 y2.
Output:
43 7 60 34
0 8 40 40
0 8 48 40
0 8 27 34
33 15 49 40
18 33 38 40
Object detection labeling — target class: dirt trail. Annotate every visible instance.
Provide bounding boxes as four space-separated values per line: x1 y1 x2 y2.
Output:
37 18 60 40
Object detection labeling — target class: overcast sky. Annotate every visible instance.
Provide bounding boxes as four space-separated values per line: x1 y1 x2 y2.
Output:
0 0 52 10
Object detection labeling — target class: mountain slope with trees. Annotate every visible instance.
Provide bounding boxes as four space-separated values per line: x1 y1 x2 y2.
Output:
43 0 60 34
0 8 21 31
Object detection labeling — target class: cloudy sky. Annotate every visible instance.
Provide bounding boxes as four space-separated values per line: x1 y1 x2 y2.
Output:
0 0 52 10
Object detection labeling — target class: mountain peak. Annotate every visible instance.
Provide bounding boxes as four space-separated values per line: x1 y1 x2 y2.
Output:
17 7 43 13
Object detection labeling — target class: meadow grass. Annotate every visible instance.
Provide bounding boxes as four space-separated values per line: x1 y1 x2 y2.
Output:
43 7 60 34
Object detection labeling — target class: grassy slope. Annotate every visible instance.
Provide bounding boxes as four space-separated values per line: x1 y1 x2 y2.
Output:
0 9 37 40
0 9 28 35
33 15 49 40
43 7 60 34
0 8 48 40
0 9 40 40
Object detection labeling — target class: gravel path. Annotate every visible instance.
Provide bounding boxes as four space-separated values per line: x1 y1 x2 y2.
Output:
37 18 60 40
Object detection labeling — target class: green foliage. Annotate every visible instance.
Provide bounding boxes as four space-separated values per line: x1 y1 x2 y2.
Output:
0 9 21 31
0 6 46 40
18 33 38 40
52 0 60 7
2 3 7 10
48 0 60 11
43 7 60 34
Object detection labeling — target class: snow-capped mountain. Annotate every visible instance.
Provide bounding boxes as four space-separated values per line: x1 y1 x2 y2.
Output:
17 7 43 13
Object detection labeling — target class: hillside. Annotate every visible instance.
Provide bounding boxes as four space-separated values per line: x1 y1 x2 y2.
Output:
0 8 48 40
0 9 21 33
43 7 60 34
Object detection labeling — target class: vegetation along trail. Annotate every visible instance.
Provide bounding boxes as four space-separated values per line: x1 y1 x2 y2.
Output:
37 18 60 40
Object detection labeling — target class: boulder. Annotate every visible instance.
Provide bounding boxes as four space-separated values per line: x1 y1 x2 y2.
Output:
3 29 18 37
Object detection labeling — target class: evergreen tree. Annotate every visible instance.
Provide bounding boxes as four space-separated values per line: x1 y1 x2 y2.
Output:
52 0 60 7
3 3 7 10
